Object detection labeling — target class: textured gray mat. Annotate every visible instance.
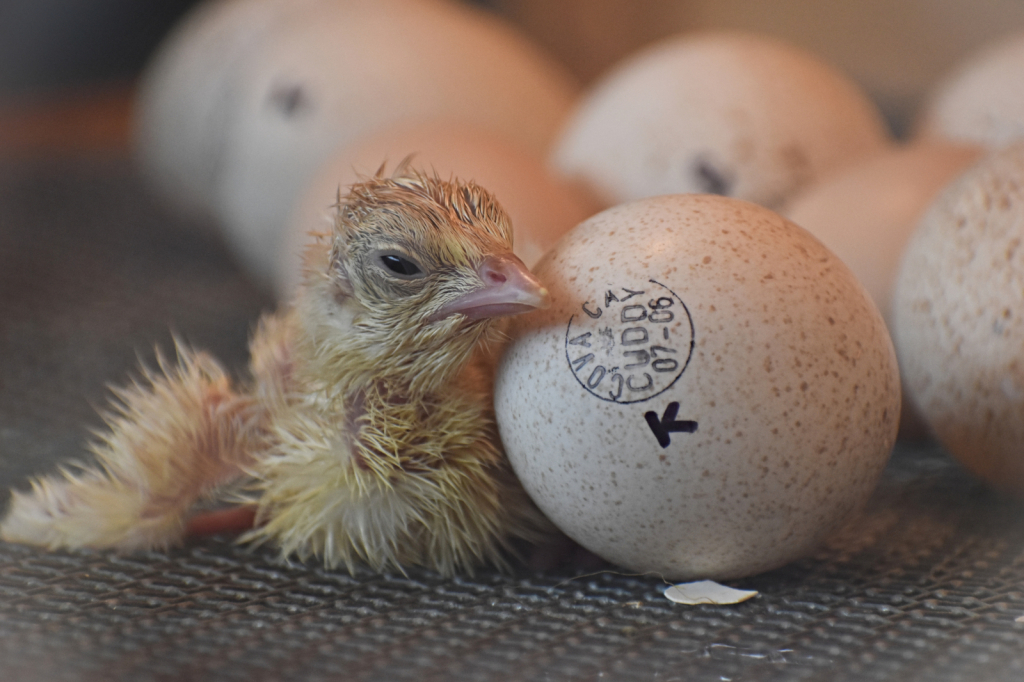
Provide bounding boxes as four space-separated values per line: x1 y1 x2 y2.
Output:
1 157 1023 682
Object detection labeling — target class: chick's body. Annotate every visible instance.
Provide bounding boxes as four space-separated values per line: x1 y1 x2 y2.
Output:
1 168 551 575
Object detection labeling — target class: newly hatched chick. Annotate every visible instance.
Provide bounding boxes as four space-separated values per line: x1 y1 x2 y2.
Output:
1 165 552 575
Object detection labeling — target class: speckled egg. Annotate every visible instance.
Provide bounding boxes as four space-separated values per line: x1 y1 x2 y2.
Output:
551 31 890 212
785 142 980 441
891 144 1024 495
918 32 1024 149
785 142 980 326
272 123 601 300
495 194 900 580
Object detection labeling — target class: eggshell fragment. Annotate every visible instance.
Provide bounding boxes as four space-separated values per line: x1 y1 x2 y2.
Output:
215 0 579 291
664 581 758 605
918 32 1024 149
495 194 900 580
891 144 1024 495
273 123 600 300
552 31 890 211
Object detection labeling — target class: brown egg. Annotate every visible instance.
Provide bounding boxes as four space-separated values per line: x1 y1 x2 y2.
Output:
892 143 1024 495
785 141 981 440
273 123 600 301
552 31 891 212
496 194 900 580
786 142 980 324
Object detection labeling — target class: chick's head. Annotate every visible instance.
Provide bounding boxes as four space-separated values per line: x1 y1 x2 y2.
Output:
304 166 549 394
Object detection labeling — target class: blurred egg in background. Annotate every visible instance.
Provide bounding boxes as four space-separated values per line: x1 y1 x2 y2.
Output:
917 31 1024 150
784 142 982 440
551 30 891 211
784 142 982 326
892 143 1024 495
275 122 601 301
135 0 581 291
132 0 338 223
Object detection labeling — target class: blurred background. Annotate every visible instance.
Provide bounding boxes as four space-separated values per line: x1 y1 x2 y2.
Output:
0 0 196 95
4 0 1024 137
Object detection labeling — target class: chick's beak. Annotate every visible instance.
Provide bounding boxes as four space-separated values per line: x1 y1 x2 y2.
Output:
431 253 550 322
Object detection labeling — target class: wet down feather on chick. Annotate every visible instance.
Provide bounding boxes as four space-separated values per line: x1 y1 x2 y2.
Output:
0 163 554 576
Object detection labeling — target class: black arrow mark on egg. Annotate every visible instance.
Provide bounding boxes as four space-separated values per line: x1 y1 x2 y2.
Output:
644 402 698 448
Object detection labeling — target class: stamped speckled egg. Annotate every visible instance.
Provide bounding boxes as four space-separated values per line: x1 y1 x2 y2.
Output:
551 31 890 212
892 144 1024 495
495 194 900 580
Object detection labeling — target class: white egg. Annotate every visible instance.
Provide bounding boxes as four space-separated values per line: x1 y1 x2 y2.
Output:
552 31 890 212
918 32 1024 149
274 123 600 300
495 194 900 580
214 0 579 291
134 0 337 221
892 144 1024 495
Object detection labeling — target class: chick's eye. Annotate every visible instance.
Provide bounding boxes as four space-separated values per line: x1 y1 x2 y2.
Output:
380 254 423 278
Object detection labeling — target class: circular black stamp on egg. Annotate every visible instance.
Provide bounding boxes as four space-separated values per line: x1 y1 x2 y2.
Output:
564 279 695 404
